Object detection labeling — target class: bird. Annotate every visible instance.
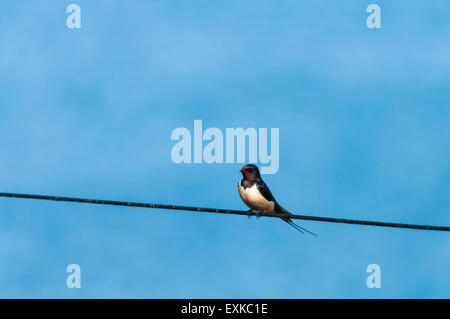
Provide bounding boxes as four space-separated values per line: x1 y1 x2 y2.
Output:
238 164 316 235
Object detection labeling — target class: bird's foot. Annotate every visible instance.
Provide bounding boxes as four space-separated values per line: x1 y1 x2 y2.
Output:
247 209 263 219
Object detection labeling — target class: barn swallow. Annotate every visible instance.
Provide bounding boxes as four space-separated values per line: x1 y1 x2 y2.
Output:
238 164 316 235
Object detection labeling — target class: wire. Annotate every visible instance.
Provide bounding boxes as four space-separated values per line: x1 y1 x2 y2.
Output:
0 192 449 232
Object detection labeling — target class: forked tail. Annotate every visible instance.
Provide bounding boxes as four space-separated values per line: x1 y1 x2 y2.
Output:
276 204 317 236
282 217 317 236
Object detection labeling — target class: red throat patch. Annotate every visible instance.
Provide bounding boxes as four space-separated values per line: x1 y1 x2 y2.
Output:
243 171 256 181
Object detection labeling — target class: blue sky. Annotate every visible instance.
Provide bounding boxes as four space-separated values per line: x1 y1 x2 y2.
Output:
0 0 449 298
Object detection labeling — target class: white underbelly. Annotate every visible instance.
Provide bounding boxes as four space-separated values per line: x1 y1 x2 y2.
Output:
238 182 275 212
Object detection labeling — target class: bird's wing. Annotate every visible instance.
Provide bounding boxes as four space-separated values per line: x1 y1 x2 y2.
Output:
255 180 276 202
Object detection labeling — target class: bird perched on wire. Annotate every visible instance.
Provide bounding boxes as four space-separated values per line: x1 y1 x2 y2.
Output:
238 164 316 235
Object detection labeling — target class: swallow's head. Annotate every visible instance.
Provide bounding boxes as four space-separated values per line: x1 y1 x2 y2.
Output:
240 164 261 181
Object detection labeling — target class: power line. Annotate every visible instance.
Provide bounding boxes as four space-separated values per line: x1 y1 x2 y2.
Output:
0 192 449 232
